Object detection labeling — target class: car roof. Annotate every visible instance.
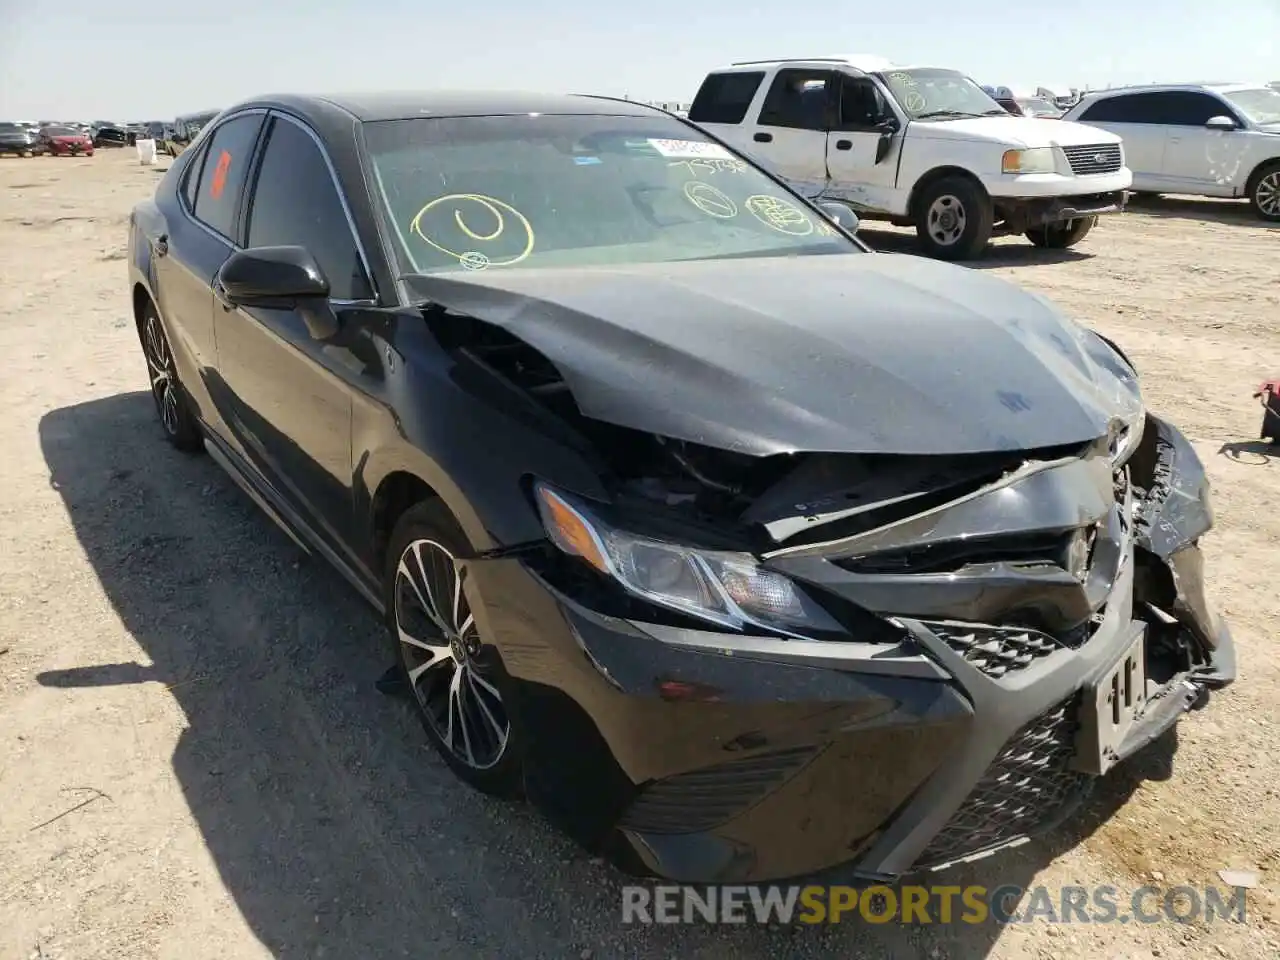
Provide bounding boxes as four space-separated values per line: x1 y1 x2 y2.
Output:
229 91 665 124
717 56 941 73
1076 81 1269 101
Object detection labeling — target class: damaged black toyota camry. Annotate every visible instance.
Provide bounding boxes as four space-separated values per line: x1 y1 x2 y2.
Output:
127 91 1235 884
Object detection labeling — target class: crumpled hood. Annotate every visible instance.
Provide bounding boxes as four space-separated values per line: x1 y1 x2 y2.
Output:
406 254 1142 457
915 116 1122 148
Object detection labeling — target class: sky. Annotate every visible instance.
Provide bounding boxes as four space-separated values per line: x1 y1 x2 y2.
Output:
1 0 1276 119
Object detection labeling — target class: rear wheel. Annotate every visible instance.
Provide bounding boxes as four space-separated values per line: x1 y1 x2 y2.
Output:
1026 216 1096 249
1247 161 1280 222
140 301 202 451
385 499 524 797
913 176 994 261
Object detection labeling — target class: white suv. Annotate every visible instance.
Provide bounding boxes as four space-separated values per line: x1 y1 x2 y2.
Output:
1062 83 1280 221
689 56 1133 260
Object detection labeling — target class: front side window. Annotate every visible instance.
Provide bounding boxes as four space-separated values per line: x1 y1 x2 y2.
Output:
876 69 1006 120
364 114 859 276
836 76 894 129
245 116 372 301
1159 92 1237 126
192 113 264 239
1220 87 1280 125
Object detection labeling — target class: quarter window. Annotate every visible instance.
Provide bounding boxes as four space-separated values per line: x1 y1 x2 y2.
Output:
245 116 372 302
182 140 209 210
192 114 264 239
688 72 765 124
758 69 835 130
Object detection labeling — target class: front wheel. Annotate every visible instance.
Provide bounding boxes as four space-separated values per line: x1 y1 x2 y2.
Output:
1247 162 1280 222
385 499 524 797
1026 216 1096 249
140 301 202 451
913 176 994 260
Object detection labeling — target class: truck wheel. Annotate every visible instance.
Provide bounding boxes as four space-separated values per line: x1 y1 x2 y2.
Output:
914 176 993 261
1247 161 1280 222
1026 216 1096 249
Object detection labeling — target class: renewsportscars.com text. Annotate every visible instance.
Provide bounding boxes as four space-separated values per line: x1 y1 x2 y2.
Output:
621 884 1249 926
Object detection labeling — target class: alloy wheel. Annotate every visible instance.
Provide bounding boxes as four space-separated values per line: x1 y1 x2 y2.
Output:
395 538 509 770
926 194 967 247
143 312 180 436
1256 172 1280 218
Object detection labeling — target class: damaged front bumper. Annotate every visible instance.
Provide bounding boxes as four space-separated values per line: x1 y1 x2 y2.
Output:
465 414 1233 884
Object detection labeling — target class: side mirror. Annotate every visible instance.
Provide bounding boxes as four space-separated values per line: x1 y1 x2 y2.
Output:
817 201 860 234
217 245 330 305
1205 115 1237 131
215 245 339 340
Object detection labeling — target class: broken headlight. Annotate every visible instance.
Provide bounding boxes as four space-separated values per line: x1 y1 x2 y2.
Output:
534 482 841 636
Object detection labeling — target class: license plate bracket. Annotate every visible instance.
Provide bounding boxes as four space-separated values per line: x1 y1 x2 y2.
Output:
1072 626 1147 776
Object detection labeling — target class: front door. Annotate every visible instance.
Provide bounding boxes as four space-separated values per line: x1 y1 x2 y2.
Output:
824 74 902 212
213 112 377 558
1158 91 1247 193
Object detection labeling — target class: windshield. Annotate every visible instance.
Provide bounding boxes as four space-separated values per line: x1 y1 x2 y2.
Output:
44 126 78 136
363 114 858 275
0 123 22 132
1018 98 1062 117
1220 87 1280 125
875 68 1007 120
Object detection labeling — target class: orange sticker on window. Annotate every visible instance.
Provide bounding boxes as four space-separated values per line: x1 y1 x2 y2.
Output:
210 149 232 199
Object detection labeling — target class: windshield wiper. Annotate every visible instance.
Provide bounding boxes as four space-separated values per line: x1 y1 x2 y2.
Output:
914 110 984 120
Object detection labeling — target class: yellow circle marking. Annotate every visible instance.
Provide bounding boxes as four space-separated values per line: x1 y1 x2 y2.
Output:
409 194 534 267
903 91 927 112
683 180 738 219
744 195 814 236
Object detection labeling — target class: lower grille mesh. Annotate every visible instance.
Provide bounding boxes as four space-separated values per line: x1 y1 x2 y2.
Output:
620 745 819 835
925 622 1062 678
914 698 1091 869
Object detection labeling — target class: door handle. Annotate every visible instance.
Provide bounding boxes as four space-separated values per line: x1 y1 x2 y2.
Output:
836 139 852 150
754 132 773 143
154 234 168 257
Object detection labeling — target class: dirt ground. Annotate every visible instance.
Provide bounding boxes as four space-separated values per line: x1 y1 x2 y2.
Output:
0 149 1277 960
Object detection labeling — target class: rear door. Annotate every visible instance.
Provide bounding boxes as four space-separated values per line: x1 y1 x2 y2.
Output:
153 110 265 441
746 68 837 194
1074 92 1168 188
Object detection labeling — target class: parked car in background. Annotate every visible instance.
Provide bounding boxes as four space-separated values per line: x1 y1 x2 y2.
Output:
93 125 130 148
39 125 94 156
127 89 1233 886
689 56 1131 259
1062 83 1280 221
0 121 40 156
162 110 218 156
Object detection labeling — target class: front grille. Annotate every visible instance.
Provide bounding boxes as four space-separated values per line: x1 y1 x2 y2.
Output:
1062 143 1123 175
619 745 819 834
924 622 1062 678
914 698 1091 869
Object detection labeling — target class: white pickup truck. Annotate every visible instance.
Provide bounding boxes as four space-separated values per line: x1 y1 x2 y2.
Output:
688 56 1133 260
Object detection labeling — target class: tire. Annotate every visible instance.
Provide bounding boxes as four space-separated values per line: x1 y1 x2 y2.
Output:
139 300 203 452
1026 216 1096 249
384 499 524 797
913 175 994 260
1246 161 1280 222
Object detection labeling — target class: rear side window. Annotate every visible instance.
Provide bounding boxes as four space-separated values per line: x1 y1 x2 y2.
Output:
758 69 835 130
688 72 765 124
193 113 264 240
245 116 372 301
1078 94 1153 123
182 140 209 210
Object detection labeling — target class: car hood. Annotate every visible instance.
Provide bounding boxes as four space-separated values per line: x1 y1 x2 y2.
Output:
405 254 1142 457
914 116 1122 148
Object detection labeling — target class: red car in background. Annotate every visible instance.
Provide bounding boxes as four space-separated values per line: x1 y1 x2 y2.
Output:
39 125 95 157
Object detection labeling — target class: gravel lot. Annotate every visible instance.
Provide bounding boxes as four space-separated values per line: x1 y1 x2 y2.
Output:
1 151 1277 960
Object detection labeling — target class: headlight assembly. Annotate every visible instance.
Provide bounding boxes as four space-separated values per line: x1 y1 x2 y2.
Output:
1001 147 1057 175
533 482 841 636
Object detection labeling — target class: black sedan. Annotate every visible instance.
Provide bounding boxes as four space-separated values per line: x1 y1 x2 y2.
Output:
126 91 1235 884
0 121 39 156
